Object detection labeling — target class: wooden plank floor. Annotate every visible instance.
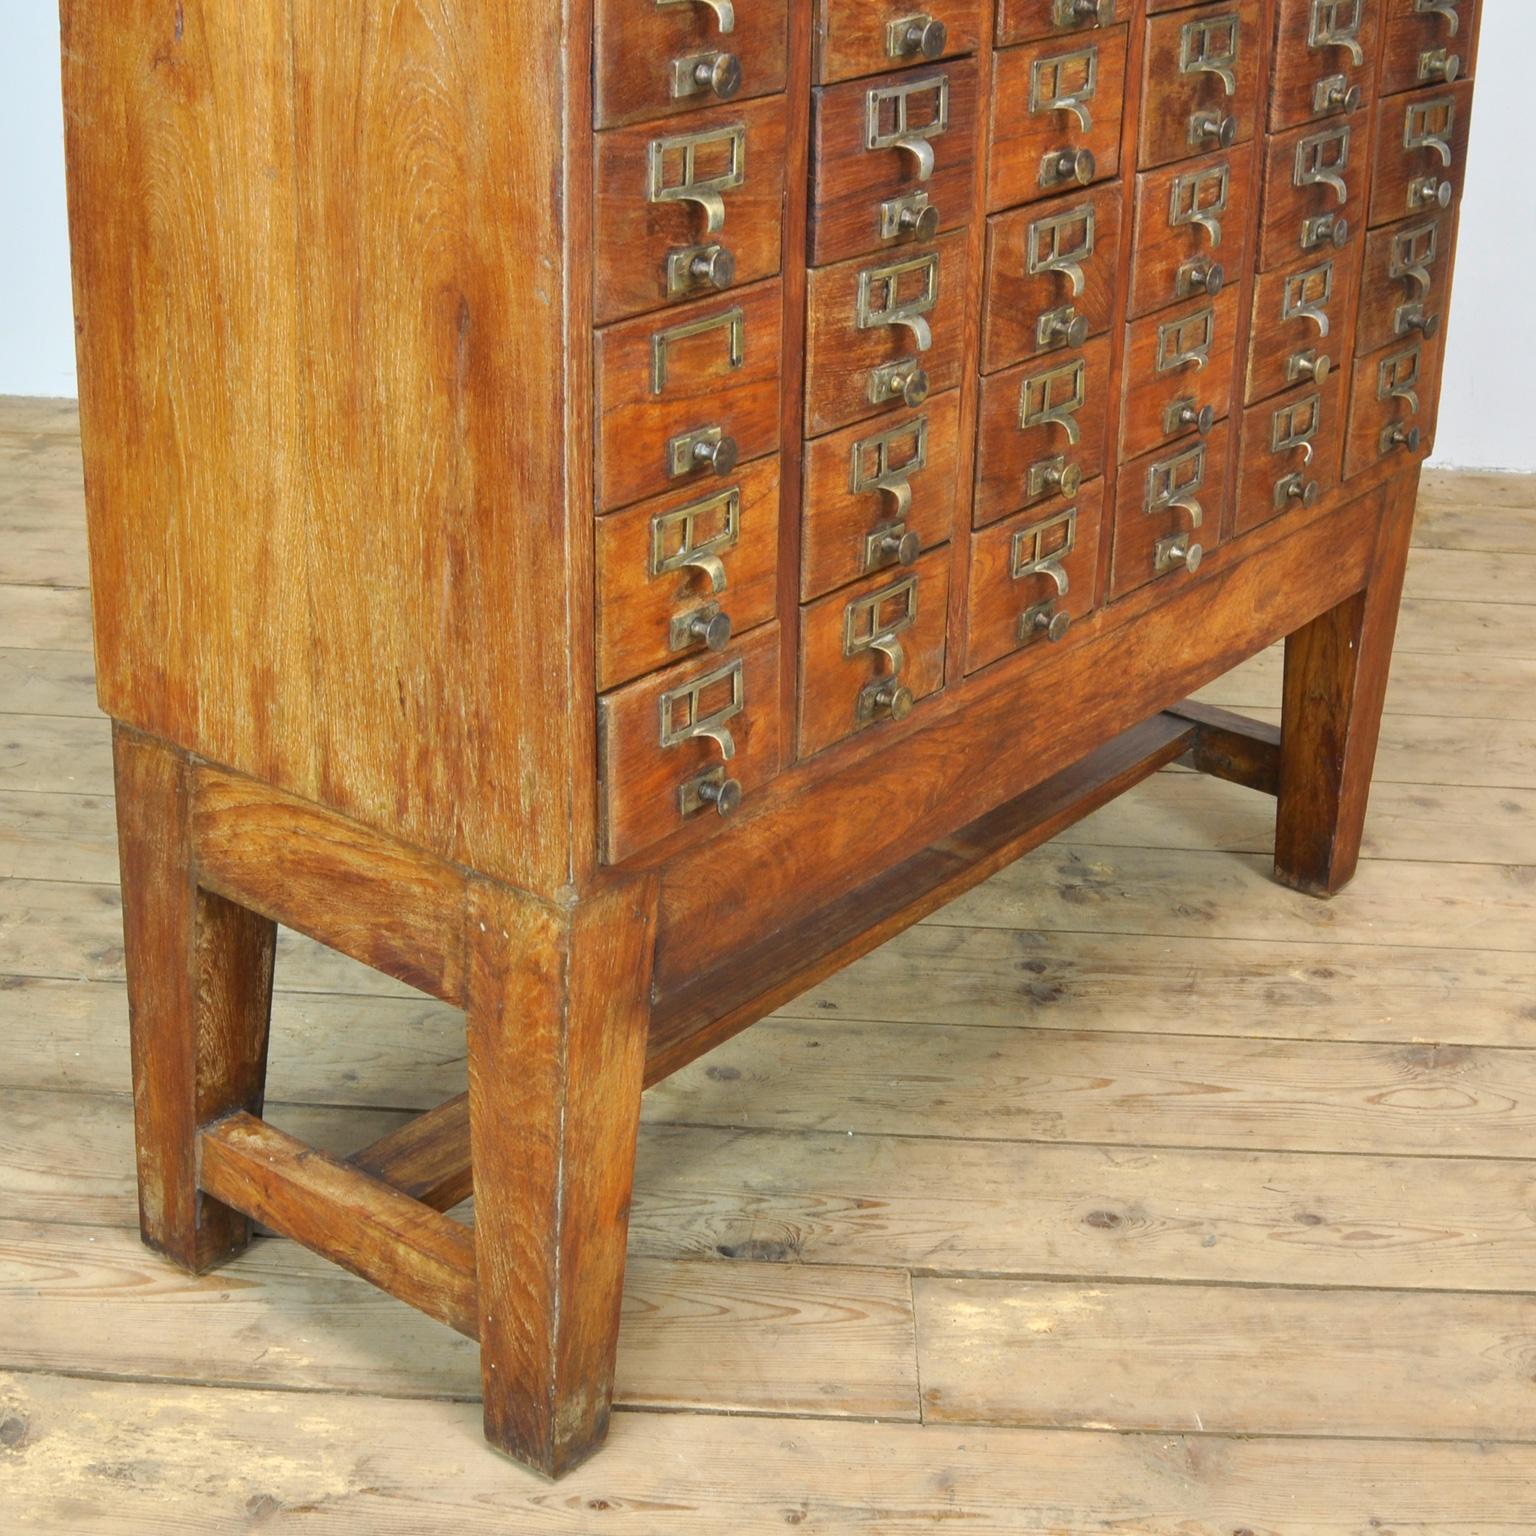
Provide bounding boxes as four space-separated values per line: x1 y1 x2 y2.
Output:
2 393 1535 1531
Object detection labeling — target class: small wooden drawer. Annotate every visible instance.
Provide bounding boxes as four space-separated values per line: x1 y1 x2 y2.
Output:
964 483 1104 672
801 392 962 600
988 25 1130 212
1355 206 1454 355
598 623 782 864
1379 0 1479 98
997 0 1123 49
982 186 1123 373
1342 330 1443 479
1119 286 1241 463
1234 373 1344 534
1243 247 1362 405
1127 143 1253 320
809 60 980 268
595 457 782 690
1367 81 1473 229
798 546 950 757
974 336 1113 528
1110 430 1230 600
1267 0 1381 131
594 0 789 130
1256 113 1371 270
815 0 983 85
595 280 783 514
1137 0 1265 171
594 98 788 325
803 231 969 437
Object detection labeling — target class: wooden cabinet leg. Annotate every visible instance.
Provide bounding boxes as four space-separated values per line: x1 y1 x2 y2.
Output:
112 725 277 1272
1274 475 1418 898
466 875 659 1479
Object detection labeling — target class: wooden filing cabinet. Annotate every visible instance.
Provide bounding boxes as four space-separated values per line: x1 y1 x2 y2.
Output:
60 0 1481 1478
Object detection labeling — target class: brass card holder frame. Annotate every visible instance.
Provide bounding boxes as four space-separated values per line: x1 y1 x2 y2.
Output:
647 123 746 234
1405 96 1457 167
1019 357 1087 446
843 572 919 675
1030 45 1101 132
1377 341 1424 414
1180 12 1241 96
856 252 941 352
1294 124 1352 203
650 486 741 595
1156 307 1216 374
1309 0 1365 67
1281 260 1335 337
866 74 950 182
1414 0 1462 35
1027 202 1096 296
1011 507 1077 596
1271 390 1322 460
659 657 745 760
1390 218 1440 298
1169 162 1230 248
851 415 930 520
651 305 746 395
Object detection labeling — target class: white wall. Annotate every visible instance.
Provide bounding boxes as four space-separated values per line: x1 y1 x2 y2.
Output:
1 6 1531 466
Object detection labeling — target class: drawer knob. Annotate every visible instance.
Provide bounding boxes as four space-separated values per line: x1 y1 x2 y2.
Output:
897 200 941 241
696 775 743 817
1178 258 1225 299
1167 400 1215 438
1287 349 1331 386
674 49 742 101
1419 47 1461 84
887 13 948 61
1189 111 1238 151
1053 0 1107 24
1410 176 1454 212
1303 212 1350 252
688 245 736 291
1280 473 1321 509
1317 77 1362 115
1041 147 1096 189
874 526 922 568
1395 302 1441 340
1383 422 1422 455
869 360 932 408
1158 535 1204 574
1027 606 1072 644
1039 307 1090 350
861 677 916 723
674 604 734 653
695 433 738 475
1028 456 1083 501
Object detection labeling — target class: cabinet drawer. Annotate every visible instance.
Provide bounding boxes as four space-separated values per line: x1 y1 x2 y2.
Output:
1119 286 1241 463
997 0 1122 49
595 458 782 691
1355 207 1454 355
815 0 982 85
798 547 950 757
1243 248 1361 405
974 336 1113 527
594 0 789 129
803 231 969 436
1342 331 1442 479
1110 432 1230 600
1367 81 1473 229
595 98 788 325
1137 0 1264 170
1379 0 1479 97
1267 0 1380 130
1127 144 1253 320
598 624 782 864
988 26 1130 212
982 186 1122 372
965 484 1104 673
595 281 784 513
809 61 980 267
801 392 962 600
1256 115 1370 269
1235 374 1344 534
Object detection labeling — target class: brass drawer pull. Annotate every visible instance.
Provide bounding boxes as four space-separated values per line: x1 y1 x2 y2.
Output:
1011 506 1077 596
846 572 921 725
1394 300 1441 340
1021 601 1072 644
1381 421 1422 454
1030 45 1100 133
1020 357 1087 446
650 486 741 595
670 603 734 654
1418 47 1461 85
667 425 740 479
1282 260 1335 338
1169 163 1231 248
659 657 744 760
851 416 930 520
1302 212 1349 252
1414 0 1462 36
1272 391 1322 463
866 74 950 183
1176 258 1224 300
1028 202 1096 296
1038 305 1090 350
1180 13 1241 96
1156 307 1215 374
1286 348 1331 386
1377 342 1424 415
651 306 746 394
1275 471 1321 511
679 764 743 819
667 243 737 298
887 13 948 61
864 520 922 572
1040 147 1097 190
1146 442 1208 539
1053 0 1114 28
1294 125 1352 203
868 359 931 408
1309 0 1365 67
1409 176 1453 212
656 0 736 34
1405 97 1457 168
1164 397 1215 438
1027 454 1082 502
647 124 746 235
856 252 941 352
881 190 941 242
1390 219 1440 298
1314 74 1362 116
671 49 743 101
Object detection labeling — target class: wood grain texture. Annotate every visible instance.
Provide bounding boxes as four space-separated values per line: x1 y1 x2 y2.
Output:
1137 0 1265 169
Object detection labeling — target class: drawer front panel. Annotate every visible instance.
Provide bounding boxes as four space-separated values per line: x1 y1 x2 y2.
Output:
804 231 970 436
599 623 783 864
595 98 789 325
596 281 784 512
1127 144 1253 320
1343 330 1443 479
595 0 790 129
596 457 782 691
1355 206 1453 355
982 186 1123 372
1379 0 1479 97
997 0 1122 49
1119 285 1241 463
965 484 1104 672
989 26 1130 211
1110 431 1231 600
1367 81 1473 228
974 336 1113 527
1138 0 1265 170
801 392 962 600
1256 114 1370 270
1268 0 1381 130
815 0 983 85
1235 373 1344 533
809 61 980 267
1244 247 1361 405
798 547 951 757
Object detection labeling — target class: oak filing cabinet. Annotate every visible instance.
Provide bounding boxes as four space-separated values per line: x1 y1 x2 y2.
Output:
61 0 1480 1477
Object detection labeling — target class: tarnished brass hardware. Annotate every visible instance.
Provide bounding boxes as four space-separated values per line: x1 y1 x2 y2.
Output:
1020 357 1087 445
881 191 941 242
1285 348 1331 386
1271 391 1322 460
669 602 733 654
1294 124 1351 202
856 252 940 352
1030 45 1100 132
851 416 929 518
670 49 742 101
667 425 740 479
1169 163 1231 247
1146 442 1207 530
857 676 916 723
864 520 922 572
659 656 743 759
1156 532 1203 573
1314 74 1362 115
666 243 737 297
1037 305 1090 351
1164 397 1215 438
1053 0 1113 26
651 306 745 394
1309 0 1365 67
887 13 948 61
1301 211 1349 251
1040 147 1096 190
1176 258 1225 300
1028 203 1095 295
1390 219 1440 297
868 359 931 408
844 572 918 675
1408 175 1453 212
1180 13 1241 96
1405 96 1456 167
1414 0 1461 36
656 0 736 33
1418 47 1460 84
866 75 950 183
650 485 740 592
1381 420 1422 454
1282 260 1335 337
1377 343 1423 413
1021 602 1072 644
1011 506 1076 596
1156 307 1215 374
1027 454 1083 502
678 764 743 819
1189 110 1238 150
1275 471 1321 510
648 124 746 235
1394 300 1441 340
